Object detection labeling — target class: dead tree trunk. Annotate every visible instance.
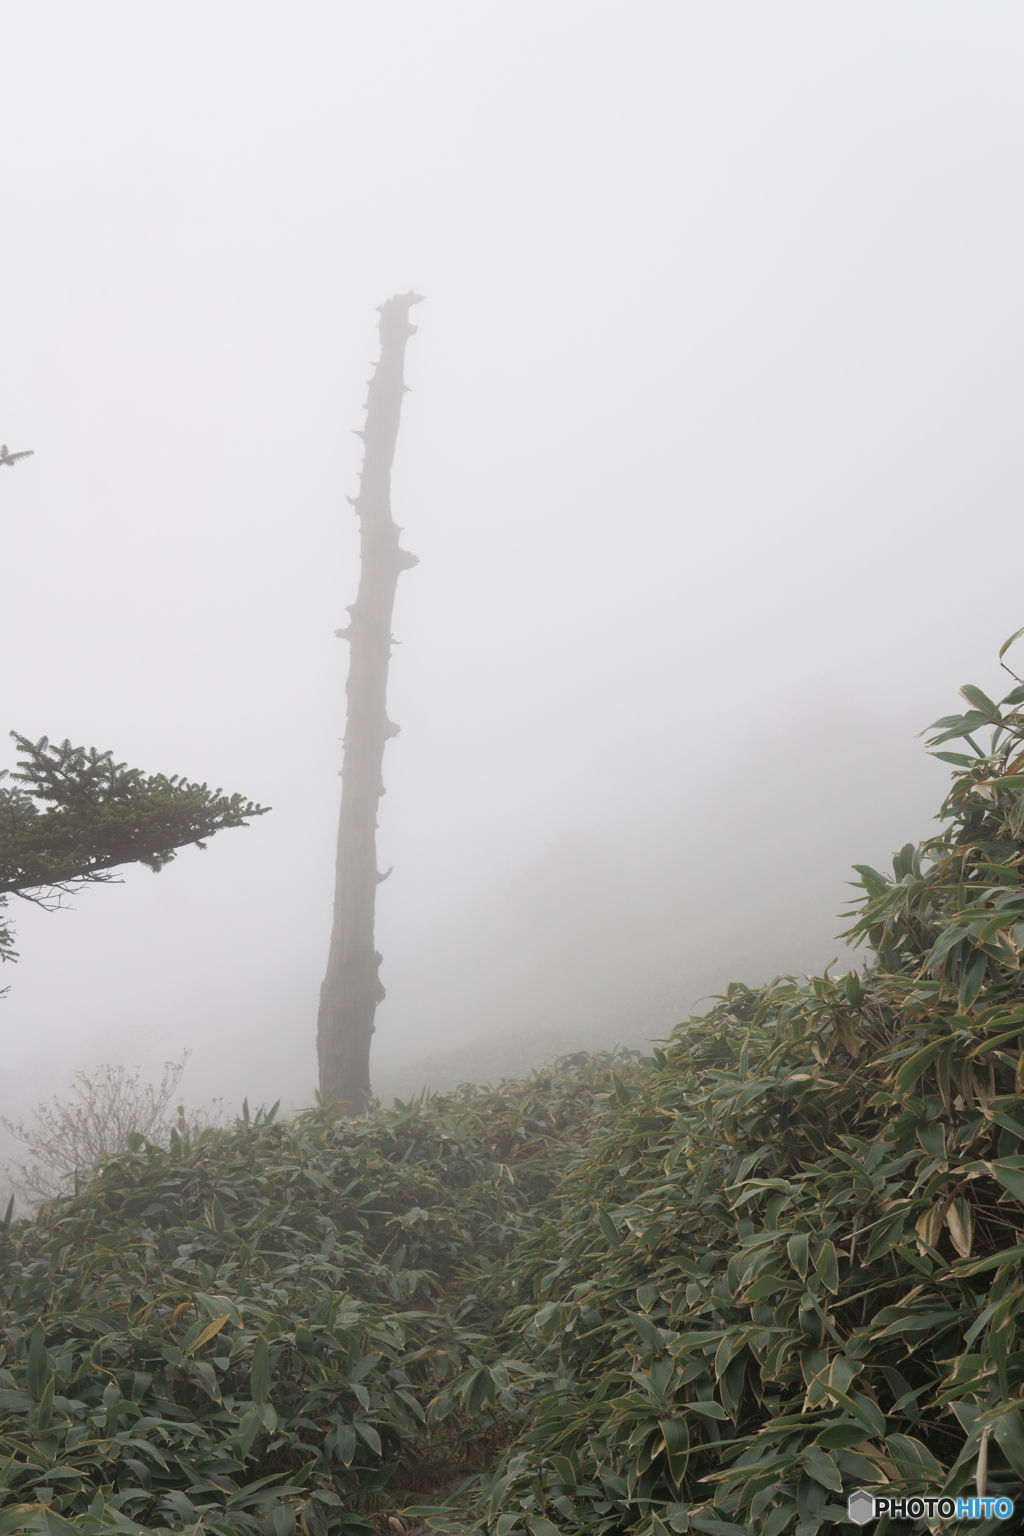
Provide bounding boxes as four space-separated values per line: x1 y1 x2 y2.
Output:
317 292 422 1111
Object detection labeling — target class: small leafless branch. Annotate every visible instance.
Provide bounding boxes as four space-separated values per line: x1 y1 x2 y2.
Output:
1 1052 223 1205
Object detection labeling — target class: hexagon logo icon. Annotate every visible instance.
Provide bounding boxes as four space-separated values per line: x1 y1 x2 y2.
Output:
847 1488 875 1525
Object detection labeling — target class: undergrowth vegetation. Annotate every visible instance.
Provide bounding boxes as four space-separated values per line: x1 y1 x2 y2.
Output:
4 650 1024 1535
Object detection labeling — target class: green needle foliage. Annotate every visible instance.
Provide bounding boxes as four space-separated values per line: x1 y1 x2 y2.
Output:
0 734 269 964
3 642 1024 1536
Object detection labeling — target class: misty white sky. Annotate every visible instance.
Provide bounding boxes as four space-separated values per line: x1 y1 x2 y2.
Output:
2 2 1022 1117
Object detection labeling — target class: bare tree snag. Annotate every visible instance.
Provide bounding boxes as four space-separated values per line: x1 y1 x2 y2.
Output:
317 293 422 1111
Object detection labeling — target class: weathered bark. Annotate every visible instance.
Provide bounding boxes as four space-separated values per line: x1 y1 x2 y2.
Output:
317 293 421 1111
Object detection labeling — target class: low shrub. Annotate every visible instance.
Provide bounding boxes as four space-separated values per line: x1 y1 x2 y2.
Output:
3 649 1024 1535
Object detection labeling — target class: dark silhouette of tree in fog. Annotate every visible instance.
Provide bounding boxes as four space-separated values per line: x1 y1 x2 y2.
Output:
317 294 421 1112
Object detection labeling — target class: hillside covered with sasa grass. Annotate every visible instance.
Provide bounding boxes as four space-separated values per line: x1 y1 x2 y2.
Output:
4 651 1024 1536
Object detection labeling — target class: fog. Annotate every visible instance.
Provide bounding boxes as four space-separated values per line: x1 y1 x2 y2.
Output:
1 3 1022 1123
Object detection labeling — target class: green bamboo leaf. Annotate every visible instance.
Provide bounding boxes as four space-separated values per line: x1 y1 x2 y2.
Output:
958 685 1001 721
787 1231 809 1279
163 1492 197 1523
354 1420 381 1456
348 1350 382 1383
800 1444 842 1490
250 1336 271 1404
26 1324 49 1401
815 1421 872 1450
526 1520 562 1536
743 1271 790 1302
660 1415 689 1485
598 1210 620 1246
184 1314 230 1357
0 1510 37 1536
762 1511 797 1536
42 1512 77 1536
932 751 977 766
814 1240 839 1296
118 1435 169 1471
194 1292 244 1327
548 1454 576 1485
989 1161 1024 1203
954 1242 1024 1276
1000 624 1024 661
894 1038 948 1093
864 1208 911 1262
466 1366 494 1414
969 1024 1024 1059
885 1432 943 1477
627 1312 666 1354
35 1377 54 1432
333 1423 356 1466
825 1385 885 1437
851 865 891 896
992 1407 1024 1480
874 1307 963 1339
959 950 987 1009
190 1359 222 1400
927 710 994 745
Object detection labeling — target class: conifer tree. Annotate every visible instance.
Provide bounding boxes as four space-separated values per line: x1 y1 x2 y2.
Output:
0 733 268 968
